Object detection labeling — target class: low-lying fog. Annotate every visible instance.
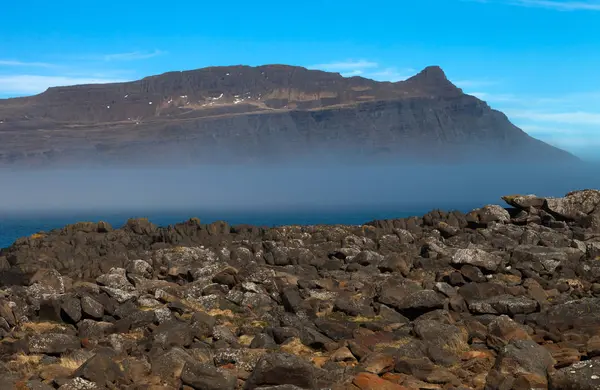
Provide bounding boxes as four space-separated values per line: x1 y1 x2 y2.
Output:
0 161 597 216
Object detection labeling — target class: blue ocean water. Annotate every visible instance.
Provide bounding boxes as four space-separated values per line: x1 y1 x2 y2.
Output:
0 207 442 249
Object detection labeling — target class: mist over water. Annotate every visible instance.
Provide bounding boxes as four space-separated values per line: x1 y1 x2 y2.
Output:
0 161 597 216
0 160 598 248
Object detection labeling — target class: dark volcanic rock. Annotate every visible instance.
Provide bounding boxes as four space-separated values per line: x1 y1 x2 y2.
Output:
485 340 555 389
181 362 236 390
550 361 600 390
451 248 502 272
74 352 124 386
244 353 318 389
0 189 598 389
28 333 80 354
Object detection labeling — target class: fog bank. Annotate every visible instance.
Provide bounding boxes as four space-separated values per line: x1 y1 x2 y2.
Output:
0 161 597 216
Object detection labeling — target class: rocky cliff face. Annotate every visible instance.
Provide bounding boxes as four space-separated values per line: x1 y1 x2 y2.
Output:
0 65 576 165
0 189 599 388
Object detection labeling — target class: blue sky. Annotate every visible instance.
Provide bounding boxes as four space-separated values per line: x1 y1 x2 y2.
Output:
1 0 599 160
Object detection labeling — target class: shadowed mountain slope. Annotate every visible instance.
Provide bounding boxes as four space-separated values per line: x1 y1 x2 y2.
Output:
0 65 576 165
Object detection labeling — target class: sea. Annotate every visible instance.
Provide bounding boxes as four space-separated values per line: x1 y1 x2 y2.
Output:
1 161 597 249
0 206 461 249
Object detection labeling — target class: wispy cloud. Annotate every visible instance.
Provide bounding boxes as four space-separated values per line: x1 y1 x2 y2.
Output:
369 68 415 82
472 0 600 10
466 83 600 158
466 89 600 107
512 0 600 10
0 59 57 68
340 70 364 77
309 60 379 71
0 75 128 95
101 49 165 62
309 60 415 82
506 109 600 126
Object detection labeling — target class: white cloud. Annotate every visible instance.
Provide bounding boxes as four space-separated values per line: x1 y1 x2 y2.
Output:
0 75 128 95
368 68 414 82
102 49 165 61
0 60 57 68
341 70 364 77
472 0 600 10
309 60 379 71
510 0 600 10
309 60 417 82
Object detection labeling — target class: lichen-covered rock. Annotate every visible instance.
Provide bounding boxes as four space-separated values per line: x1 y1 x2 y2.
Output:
451 248 502 272
544 189 600 220
28 333 80 354
550 360 600 390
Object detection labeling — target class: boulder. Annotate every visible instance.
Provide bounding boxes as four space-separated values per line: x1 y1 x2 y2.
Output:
181 362 236 390
544 190 600 220
28 333 80 354
451 248 502 272
485 340 555 390
550 361 600 390
243 353 318 389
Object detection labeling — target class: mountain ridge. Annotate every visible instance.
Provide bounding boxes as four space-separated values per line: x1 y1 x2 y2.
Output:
0 64 577 165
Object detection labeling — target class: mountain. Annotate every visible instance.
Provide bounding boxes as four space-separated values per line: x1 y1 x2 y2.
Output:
0 64 577 165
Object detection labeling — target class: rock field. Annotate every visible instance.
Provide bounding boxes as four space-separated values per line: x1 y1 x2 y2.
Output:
1 189 600 389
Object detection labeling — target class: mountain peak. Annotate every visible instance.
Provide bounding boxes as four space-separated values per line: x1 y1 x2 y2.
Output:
400 65 462 96
417 65 448 80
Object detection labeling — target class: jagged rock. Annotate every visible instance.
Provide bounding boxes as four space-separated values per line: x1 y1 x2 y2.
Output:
126 259 154 278
451 248 502 272
394 356 459 385
74 352 124 386
78 319 114 339
486 315 532 351
361 353 396 374
468 294 538 316
29 269 65 293
502 194 545 211
545 190 600 220
550 361 600 390
57 378 100 390
468 205 511 226
352 372 407 390
153 320 193 348
485 340 555 390
60 296 82 323
151 347 197 382
96 268 134 291
180 362 236 390
0 299 17 327
28 333 80 354
244 353 318 389
250 333 277 349
80 296 104 319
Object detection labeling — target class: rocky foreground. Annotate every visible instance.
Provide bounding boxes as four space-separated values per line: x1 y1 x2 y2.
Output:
1 191 600 389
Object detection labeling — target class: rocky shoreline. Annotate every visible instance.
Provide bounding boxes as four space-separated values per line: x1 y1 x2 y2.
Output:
0 190 600 389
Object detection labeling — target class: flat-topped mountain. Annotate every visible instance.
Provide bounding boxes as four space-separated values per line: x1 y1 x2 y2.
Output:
0 65 576 165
